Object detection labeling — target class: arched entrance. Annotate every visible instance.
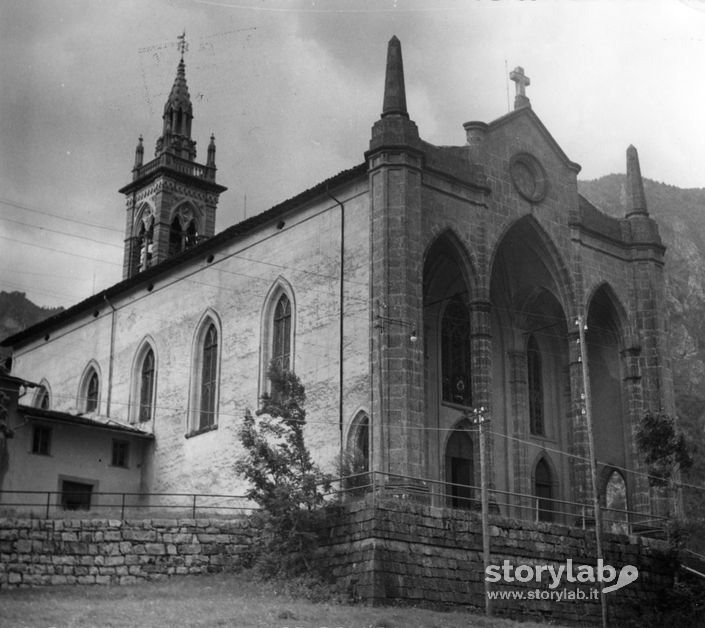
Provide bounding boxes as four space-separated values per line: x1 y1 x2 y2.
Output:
445 423 475 509
489 217 572 513
423 231 475 497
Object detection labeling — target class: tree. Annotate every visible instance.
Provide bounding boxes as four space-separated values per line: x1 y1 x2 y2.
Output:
235 364 331 576
636 411 693 520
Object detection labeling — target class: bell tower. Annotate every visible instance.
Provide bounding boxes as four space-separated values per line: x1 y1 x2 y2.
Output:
120 34 227 279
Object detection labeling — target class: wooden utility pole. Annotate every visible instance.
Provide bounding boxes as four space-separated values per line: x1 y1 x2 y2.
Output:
577 316 608 628
472 406 492 616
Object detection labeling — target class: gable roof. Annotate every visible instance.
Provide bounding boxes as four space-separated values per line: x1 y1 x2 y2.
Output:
487 106 582 174
2 162 367 349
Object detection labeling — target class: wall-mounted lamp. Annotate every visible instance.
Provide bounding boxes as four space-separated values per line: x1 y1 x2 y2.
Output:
376 301 419 344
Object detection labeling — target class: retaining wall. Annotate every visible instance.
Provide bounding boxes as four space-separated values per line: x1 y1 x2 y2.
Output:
0 501 678 626
318 498 676 626
0 517 253 587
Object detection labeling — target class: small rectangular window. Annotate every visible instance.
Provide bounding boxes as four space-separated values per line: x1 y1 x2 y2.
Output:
111 440 129 468
61 480 93 511
31 426 52 456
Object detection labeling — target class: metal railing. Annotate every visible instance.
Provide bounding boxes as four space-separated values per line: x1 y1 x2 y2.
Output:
1 472 671 534
0 489 257 520
331 471 669 536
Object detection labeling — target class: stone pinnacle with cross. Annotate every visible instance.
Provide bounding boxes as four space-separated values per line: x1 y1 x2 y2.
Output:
510 66 531 110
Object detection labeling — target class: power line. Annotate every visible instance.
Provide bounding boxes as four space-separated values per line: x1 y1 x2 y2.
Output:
0 215 122 249
0 197 123 234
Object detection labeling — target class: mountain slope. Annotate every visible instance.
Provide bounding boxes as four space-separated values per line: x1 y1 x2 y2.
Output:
0 291 63 363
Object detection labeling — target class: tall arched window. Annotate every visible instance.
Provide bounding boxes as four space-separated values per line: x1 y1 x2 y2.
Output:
441 296 472 406
527 334 544 435
189 313 221 436
534 458 554 522
272 294 292 372
260 280 296 402
200 324 218 430
79 365 100 414
169 217 184 256
138 221 154 271
349 413 370 473
35 382 51 410
184 221 198 249
86 372 99 412
139 348 156 422
169 215 199 256
445 425 474 509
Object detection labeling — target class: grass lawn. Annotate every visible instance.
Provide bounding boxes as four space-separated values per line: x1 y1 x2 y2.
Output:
0 572 565 628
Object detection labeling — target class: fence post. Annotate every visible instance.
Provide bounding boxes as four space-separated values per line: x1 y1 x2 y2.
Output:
535 497 539 523
46 492 51 519
121 493 126 520
192 494 197 519
582 505 586 530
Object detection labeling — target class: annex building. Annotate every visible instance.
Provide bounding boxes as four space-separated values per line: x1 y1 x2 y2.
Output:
1 37 672 526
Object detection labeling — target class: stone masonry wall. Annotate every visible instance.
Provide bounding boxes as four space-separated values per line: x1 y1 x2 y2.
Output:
0 517 254 588
319 498 676 627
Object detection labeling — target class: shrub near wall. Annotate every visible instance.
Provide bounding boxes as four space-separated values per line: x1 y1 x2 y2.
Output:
0 517 255 587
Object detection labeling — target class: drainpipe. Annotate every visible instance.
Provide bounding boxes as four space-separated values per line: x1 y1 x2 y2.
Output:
103 295 117 417
327 188 345 473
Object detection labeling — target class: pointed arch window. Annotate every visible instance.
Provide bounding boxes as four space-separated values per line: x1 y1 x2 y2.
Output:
184 221 198 249
534 458 554 522
199 324 218 430
79 366 100 414
169 217 184 256
169 216 199 257
138 221 154 271
350 413 370 474
260 282 296 402
188 316 221 436
527 334 544 436
86 372 99 412
35 384 50 410
441 296 472 406
139 348 156 423
272 294 292 372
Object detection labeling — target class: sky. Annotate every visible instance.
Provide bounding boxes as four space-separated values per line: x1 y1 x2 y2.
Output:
2 0 705 309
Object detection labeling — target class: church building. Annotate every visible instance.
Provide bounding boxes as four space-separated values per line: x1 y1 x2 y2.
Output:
1 37 672 525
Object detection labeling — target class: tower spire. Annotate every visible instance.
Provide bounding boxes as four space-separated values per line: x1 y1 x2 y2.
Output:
625 145 648 218
155 37 196 161
381 36 408 118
